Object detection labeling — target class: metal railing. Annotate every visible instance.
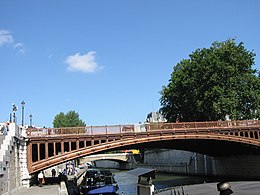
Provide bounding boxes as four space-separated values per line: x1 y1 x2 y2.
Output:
26 120 260 137
27 124 135 136
147 120 260 130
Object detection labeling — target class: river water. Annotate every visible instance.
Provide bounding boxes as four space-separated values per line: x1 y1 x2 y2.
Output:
113 169 219 195
153 172 219 190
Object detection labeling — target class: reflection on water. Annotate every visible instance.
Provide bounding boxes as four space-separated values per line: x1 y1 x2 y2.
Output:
114 170 137 195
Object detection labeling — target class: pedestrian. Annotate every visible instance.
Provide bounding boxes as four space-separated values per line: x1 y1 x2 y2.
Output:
51 168 56 177
38 171 44 187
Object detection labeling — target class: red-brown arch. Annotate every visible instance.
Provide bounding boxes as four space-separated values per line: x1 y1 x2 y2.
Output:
27 125 260 174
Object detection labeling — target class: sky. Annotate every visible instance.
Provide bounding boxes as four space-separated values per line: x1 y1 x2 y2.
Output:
0 0 260 127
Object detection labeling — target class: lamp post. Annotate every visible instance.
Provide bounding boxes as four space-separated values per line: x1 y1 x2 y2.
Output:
29 114 33 127
21 100 25 126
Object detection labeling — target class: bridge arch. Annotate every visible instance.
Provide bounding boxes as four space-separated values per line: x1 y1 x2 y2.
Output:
82 153 133 163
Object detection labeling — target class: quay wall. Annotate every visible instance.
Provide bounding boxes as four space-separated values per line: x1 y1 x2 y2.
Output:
142 149 212 176
142 149 260 179
212 155 260 179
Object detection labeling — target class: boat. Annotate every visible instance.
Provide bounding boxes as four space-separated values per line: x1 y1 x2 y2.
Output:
80 169 119 195
87 185 119 195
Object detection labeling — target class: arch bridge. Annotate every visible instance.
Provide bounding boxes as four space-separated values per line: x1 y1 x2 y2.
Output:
82 153 133 163
26 120 260 174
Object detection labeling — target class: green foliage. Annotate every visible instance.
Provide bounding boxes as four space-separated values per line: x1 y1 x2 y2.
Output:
160 39 260 122
53 110 86 128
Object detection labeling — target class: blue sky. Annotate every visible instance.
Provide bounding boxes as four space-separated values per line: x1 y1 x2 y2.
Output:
0 0 259 127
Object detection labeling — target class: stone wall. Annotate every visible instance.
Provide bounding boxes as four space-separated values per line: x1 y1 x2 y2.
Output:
143 149 260 179
0 124 30 195
0 139 21 195
143 149 213 176
212 155 260 179
144 149 194 165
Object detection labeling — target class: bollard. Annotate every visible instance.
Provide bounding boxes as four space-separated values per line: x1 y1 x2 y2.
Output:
217 182 233 195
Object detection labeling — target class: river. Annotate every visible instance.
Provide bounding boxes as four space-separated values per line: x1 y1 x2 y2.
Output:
112 169 219 194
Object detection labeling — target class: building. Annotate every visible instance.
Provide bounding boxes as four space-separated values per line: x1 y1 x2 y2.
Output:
146 112 167 123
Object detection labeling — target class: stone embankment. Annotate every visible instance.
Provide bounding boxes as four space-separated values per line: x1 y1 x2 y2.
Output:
0 123 22 195
143 149 260 179
0 123 30 195
156 181 260 195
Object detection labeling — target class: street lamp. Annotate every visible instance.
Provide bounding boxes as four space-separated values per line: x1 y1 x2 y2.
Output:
21 100 25 126
29 114 33 127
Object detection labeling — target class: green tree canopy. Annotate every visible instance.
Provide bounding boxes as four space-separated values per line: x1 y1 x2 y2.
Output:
53 110 86 128
160 39 260 122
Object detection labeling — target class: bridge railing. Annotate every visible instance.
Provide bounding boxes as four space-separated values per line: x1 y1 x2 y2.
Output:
147 120 260 130
26 120 260 137
26 124 135 136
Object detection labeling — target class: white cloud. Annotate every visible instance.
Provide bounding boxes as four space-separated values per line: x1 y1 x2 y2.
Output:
66 51 102 73
13 42 23 48
0 30 14 46
13 42 25 54
0 29 25 53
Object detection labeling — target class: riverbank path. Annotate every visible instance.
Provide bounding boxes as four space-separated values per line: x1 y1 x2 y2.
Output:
158 181 260 195
12 185 60 195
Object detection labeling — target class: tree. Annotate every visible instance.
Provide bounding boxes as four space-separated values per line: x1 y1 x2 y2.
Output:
53 110 86 128
160 39 260 122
